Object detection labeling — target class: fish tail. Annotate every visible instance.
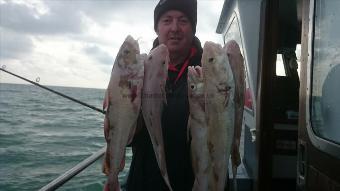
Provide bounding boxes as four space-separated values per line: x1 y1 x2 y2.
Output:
106 173 120 191
232 167 238 191
164 175 173 191
102 149 110 175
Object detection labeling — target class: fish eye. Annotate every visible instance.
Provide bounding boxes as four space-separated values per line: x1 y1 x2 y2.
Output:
227 86 231 90
208 57 214 62
162 61 165 65
190 84 195 90
124 50 130 55
148 56 152 60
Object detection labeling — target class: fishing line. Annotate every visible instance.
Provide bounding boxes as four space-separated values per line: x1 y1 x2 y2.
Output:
0 67 106 115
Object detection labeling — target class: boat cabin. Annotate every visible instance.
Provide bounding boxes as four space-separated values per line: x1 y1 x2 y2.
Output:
216 0 340 190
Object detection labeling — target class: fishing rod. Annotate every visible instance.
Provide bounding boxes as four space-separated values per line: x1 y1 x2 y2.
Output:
0 67 106 115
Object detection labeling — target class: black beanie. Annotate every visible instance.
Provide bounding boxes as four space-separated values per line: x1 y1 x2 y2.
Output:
154 0 197 34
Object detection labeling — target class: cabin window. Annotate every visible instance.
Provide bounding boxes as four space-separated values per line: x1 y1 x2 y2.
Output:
311 0 340 144
276 54 286 76
296 44 301 78
277 46 300 79
224 14 253 111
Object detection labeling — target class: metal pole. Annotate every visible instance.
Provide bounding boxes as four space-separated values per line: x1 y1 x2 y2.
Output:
39 146 106 191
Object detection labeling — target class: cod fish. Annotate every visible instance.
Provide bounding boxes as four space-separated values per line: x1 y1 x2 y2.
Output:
202 41 235 191
142 44 173 191
103 35 146 191
187 66 210 191
224 40 246 189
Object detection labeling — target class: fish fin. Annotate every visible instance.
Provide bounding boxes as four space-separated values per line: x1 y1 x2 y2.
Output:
187 117 191 143
127 120 138 145
103 89 110 112
161 84 167 105
104 116 110 142
119 152 126 171
224 97 229 108
102 147 110 175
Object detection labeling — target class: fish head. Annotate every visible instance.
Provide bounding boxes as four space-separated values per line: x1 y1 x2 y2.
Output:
225 40 242 57
188 66 204 105
202 41 232 107
114 35 144 104
202 41 228 83
145 44 169 83
116 35 142 73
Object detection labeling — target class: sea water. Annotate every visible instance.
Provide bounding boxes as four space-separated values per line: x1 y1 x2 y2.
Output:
0 83 132 191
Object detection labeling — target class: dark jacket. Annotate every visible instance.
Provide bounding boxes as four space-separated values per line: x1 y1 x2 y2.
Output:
126 36 203 191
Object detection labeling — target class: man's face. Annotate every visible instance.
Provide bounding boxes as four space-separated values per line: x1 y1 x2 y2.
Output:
156 10 194 55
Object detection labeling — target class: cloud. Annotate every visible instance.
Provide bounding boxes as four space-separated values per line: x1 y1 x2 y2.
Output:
0 28 34 59
83 44 113 65
196 1 224 44
73 1 155 27
0 0 84 35
0 0 226 88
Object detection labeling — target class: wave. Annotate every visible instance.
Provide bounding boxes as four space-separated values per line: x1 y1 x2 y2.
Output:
0 84 116 191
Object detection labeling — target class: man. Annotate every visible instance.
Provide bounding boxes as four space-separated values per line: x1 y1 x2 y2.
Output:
125 0 202 190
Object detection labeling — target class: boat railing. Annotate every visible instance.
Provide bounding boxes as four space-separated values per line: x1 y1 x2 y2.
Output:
39 146 107 191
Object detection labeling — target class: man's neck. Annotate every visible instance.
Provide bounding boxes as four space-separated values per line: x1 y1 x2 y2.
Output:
169 49 190 66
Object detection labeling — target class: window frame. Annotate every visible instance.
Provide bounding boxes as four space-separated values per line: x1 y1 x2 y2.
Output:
306 0 340 159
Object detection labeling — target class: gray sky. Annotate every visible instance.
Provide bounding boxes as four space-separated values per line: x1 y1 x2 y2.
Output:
0 0 224 89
